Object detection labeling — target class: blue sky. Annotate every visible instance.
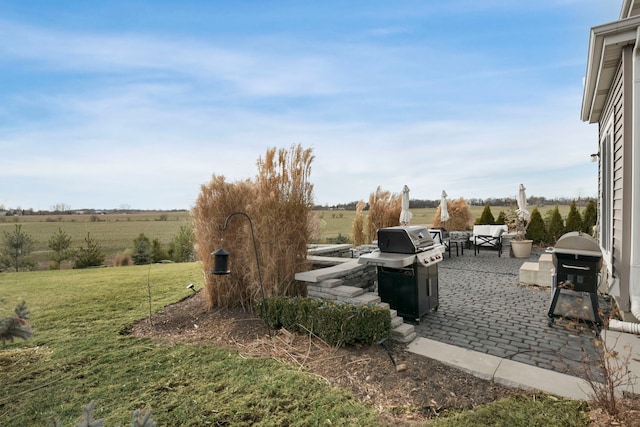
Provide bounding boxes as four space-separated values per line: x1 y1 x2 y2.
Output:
0 1 621 210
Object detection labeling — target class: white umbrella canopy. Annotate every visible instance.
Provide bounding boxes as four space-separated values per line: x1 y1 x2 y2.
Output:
399 185 412 225
440 190 450 225
516 184 530 222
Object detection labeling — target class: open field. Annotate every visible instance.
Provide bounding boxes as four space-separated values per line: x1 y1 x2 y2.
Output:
0 212 190 269
0 206 576 269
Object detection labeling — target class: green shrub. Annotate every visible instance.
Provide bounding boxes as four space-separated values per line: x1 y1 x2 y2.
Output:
495 211 507 225
168 225 194 262
565 200 583 232
0 301 32 345
582 199 597 235
546 206 565 244
151 238 167 262
132 233 153 265
525 208 546 245
74 233 105 269
48 227 73 270
476 204 495 225
1 224 35 272
258 297 390 347
327 233 350 244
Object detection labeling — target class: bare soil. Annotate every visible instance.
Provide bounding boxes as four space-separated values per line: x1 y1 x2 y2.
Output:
130 291 638 426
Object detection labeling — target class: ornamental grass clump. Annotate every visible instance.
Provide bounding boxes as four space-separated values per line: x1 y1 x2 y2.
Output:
365 187 401 243
352 200 366 246
434 198 475 231
193 145 315 310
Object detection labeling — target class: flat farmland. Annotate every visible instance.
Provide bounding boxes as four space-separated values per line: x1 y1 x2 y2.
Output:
1 205 573 269
0 211 190 268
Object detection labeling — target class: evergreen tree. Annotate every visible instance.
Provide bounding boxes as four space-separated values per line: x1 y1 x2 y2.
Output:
48 227 73 269
1 301 32 345
495 211 507 225
476 204 495 225
151 238 168 263
525 208 546 244
546 206 565 244
1 224 35 272
74 233 105 269
132 233 153 265
582 198 597 235
565 200 583 232
168 225 195 262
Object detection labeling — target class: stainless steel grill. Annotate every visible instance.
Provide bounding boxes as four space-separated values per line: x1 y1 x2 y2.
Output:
546 232 604 332
358 226 444 322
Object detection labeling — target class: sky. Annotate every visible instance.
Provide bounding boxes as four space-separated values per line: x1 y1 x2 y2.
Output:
0 0 622 211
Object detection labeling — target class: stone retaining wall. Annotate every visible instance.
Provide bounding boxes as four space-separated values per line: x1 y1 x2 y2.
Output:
296 258 377 292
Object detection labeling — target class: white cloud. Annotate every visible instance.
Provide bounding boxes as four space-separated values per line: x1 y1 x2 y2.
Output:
0 2 607 209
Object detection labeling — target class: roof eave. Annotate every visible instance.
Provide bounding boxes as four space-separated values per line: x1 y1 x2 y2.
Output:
581 16 640 124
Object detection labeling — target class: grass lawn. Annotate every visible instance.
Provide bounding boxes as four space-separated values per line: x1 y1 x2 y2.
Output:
0 262 378 426
0 262 593 426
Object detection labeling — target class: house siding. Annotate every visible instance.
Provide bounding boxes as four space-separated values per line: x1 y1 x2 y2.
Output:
598 47 632 311
620 45 633 313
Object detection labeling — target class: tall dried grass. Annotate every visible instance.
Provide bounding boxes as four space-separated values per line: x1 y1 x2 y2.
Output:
432 198 475 231
365 187 401 243
352 201 366 246
193 145 314 310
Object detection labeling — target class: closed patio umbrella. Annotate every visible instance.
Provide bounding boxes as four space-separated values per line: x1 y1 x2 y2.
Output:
440 190 450 225
517 184 530 222
399 185 412 225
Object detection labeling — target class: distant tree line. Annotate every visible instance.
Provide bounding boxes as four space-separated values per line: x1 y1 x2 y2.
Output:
0 206 188 217
319 196 591 211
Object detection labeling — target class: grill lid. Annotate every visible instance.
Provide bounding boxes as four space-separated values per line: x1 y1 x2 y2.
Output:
377 225 435 254
547 231 603 258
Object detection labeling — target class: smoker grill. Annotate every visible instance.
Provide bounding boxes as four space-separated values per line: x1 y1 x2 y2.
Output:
358 226 444 322
546 232 603 332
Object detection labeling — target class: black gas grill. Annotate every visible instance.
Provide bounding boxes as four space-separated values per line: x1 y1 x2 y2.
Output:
358 226 444 322
546 232 603 332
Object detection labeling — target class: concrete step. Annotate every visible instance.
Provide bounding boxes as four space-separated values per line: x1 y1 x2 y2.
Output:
343 293 381 306
331 285 365 298
519 260 553 287
391 322 415 341
394 331 417 344
390 315 404 328
313 278 344 288
519 262 539 286
307 289 337 300
377 302 390 310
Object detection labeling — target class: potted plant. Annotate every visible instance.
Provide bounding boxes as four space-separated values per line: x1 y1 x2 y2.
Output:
508 206 533 258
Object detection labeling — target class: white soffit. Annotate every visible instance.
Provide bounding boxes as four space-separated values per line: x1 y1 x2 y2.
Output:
581 16 640 123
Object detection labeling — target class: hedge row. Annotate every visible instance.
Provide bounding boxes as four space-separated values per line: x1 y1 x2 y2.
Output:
257 297 391 347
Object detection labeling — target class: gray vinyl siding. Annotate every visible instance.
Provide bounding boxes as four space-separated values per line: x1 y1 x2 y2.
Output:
620 46 633 312
598 47 631 311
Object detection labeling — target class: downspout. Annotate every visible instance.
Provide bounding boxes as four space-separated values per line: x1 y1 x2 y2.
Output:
609 27 640 333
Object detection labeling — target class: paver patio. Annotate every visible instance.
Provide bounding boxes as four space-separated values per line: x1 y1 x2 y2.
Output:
412 249 610 380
